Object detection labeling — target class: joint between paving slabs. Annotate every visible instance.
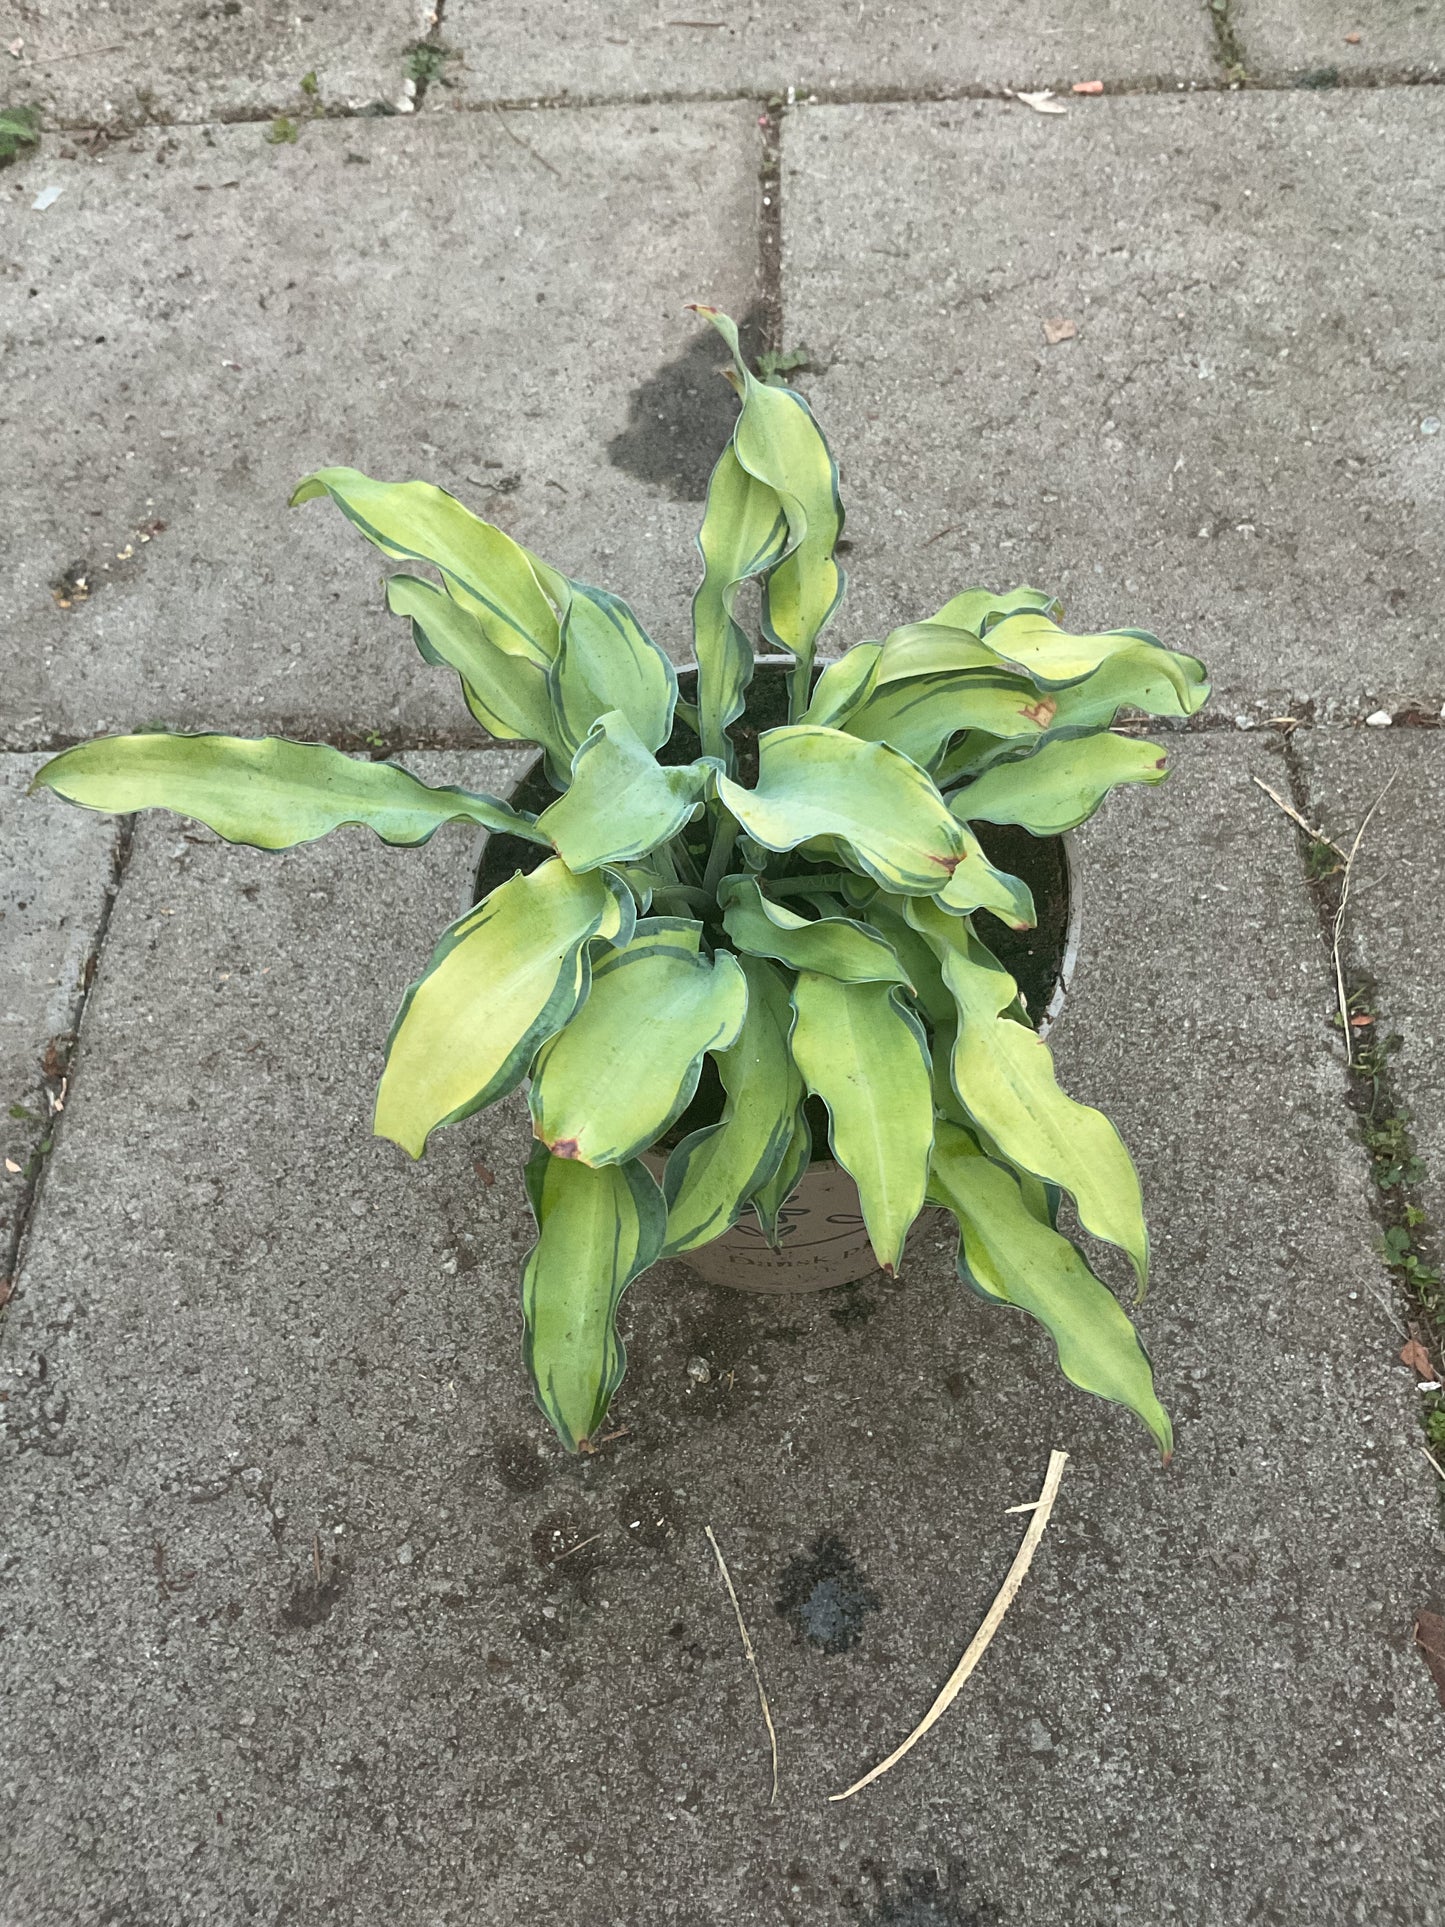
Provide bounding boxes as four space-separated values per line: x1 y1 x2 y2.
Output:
1277 727 1445 1499
757 94 784 354
0 814 134 1331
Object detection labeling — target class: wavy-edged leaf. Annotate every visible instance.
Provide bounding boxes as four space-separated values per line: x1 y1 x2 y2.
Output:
952 732 1169 835
863 898 953 1028
32 733 547 851
530 926 747 1165
715 725 967 897
845 672 1059 769
978 609 1206 700
536 711 710 870
931 586 1063 635
593 913 702 969
692 442 790 764
522 1147 666 1451
291 466 558 665
928 1121 1170 1455
662 955 802 1255
906 897 1147 1285
801 644 882 729
695 306 845 711
375 860 632 1159
935 830 1036 929
720 874 910 986
789 972 933 1275
524 550 677 755
751 1102 812 1244
385 573 566 763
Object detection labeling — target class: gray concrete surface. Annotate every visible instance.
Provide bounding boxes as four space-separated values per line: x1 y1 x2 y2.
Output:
781 90 1445 720
0 109 760 749
1296 726 1445 1229
0 755 116 1279
0 0 425 126
1235 0 1445 80
3 737 1439 1925
433 0 1218 104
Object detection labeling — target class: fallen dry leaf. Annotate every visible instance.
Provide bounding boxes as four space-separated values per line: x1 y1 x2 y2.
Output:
1071 79 1104 94
1400 1338 1435 1378
1013 89 1066 116
1043 317 1078 345
4 1159 21 1175
1414 1611 1445 1709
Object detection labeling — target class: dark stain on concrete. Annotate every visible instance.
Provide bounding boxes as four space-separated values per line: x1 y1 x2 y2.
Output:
492 1433 551 1496
606 302 765 502
775 1532 881 1653
853 1865 1003 1927
279 1556 347 1631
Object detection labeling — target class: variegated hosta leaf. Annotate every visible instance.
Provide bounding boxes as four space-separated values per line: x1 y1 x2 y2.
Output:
873 590 1061 686
291 467 558 665
905 897 1148 1285
714 724 969 897
694 306 845 710
524 549 677 755
935 829 1036 929
751 1102 812 1244
521 1147 666 1452
800 644 882 729
692 442 790 764
845 671 1060 770
720 874 911 986
536 711 711 871
663 955 802 1255
951 732 1169 835
928 1122 1171 1456
789 972 934 1275
386 573 566 764
863 899 953 1028
529 923 747 1165
929 586 1064 634
375 860 633 1159
32 733 547 851
978 609 1207 701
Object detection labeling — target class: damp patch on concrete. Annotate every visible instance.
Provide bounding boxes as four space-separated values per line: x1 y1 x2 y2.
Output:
775 1532 881 1653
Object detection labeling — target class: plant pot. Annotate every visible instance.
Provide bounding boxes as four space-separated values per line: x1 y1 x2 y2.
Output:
466 656 1079 1295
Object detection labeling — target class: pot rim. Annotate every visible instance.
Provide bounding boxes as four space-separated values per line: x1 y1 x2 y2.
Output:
459 651 1081 1039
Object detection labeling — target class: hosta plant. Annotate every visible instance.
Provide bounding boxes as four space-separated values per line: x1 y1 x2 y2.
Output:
35 307 1208 1457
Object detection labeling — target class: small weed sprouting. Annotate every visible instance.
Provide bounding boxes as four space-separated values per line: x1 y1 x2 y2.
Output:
265 116 299 146
0 104 40 166
1304 839 1341 883
756 345 815 386
404 42 454 87
300 70 320 98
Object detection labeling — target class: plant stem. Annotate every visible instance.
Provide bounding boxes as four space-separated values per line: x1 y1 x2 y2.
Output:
765 871 854 899
701 807 740 902
652 884 713 914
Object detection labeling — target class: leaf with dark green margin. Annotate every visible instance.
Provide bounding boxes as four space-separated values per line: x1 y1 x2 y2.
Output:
845 672 1059 769
951 732 1169 835
872 588 1061 686
375 860 633 1159
385 573 566 761
801 644 882 729
751 1103 812 1245
521 1147 666 1451
536 711 711 870
714 725 968 897
905 896 1148 1285
720 875 910 986
525 548 677 755
663 955 802 1255
691 442 790 764
976 609 1207 701
694 306 846 716
291 467 559 665
928 1120 1170 1456
789 972 933 1275
32 733 547 850
530 925 747 1165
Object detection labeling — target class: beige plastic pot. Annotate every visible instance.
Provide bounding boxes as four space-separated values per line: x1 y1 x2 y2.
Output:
466 657 1080 1295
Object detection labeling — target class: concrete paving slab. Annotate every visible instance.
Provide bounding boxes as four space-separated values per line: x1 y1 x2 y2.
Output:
1295 726 1445 1230
434 0 1218 103
0 754 116 1280
782 91 1445 720
0 108 761 748
0 0 424 126
1234 1 1445 81
3 736 1439 1924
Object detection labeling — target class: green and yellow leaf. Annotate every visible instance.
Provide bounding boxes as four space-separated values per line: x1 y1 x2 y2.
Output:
525 550 677 755
789 972 933 1275
845 671 1059 769
951 732 1169 835
386 573 566 763
375 860 632 1159
751 1103 812 1245
691 443 790 763
536 711 711 870
663 955 802 1254
530 924 748 1165
801 644 882 729
522 1147 666 1451
720 874 911 986
32 733 546 851
928 1122 1170 1455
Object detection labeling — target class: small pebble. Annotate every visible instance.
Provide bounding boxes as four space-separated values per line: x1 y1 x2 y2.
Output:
1422 418 1441 436
1364 709 1392 727
396 1542 414 1566
685 1356 711 1384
